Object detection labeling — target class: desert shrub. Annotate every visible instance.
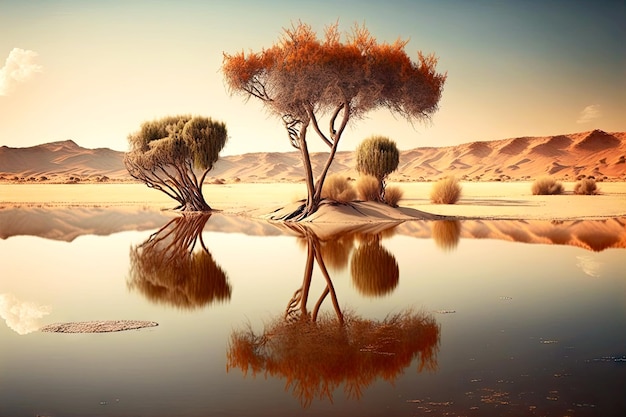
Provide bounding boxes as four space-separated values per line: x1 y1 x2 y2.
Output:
574 178 599 195
321 173 356 203
430 176 462 204
384 185 404 207
531 177 563 195
356 175 380 201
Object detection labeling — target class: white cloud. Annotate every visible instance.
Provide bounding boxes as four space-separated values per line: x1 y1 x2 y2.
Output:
0 48 43 96
576 255 602 278
0 293 50 335
576 104 601 124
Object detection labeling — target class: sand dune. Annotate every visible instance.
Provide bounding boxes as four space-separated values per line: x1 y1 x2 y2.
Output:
0 140 128 181
1 130 624 183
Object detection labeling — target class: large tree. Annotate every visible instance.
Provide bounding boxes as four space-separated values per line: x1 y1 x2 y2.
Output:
222 22 446 220
124 115 228 211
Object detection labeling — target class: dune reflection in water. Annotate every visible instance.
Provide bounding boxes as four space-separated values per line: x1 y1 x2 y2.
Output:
2 206 624 252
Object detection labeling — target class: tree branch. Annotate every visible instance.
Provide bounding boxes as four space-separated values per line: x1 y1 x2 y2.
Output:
307 105 332 148
328 102 345 141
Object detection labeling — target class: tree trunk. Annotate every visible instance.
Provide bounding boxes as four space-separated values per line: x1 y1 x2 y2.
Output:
179 183 211 211
378 177 385 203
283 123 322 221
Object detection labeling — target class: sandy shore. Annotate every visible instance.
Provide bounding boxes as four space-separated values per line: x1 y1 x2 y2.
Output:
2 182 625 253
1 182 625 221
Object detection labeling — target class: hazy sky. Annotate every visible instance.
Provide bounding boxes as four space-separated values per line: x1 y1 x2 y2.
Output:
1 0 624 155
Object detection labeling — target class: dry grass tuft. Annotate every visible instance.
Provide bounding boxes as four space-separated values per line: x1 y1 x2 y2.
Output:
574 178 599 195
356 175 380 201
384 186 404 207
531 177 563 195
430 177 462 204
321 174 356 203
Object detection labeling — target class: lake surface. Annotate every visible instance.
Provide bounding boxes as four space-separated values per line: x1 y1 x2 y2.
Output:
1 210 624 416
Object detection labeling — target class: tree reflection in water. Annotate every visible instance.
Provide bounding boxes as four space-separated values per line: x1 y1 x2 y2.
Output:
127 213 231 309
228 224 440 408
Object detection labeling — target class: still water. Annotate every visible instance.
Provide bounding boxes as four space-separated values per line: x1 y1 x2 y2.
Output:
0 209 624 416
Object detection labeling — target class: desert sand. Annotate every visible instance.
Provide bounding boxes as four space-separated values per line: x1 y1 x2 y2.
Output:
1 181 625 221
1 129 625 183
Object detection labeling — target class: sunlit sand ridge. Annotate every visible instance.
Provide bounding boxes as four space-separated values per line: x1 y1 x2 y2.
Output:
1 130 625 183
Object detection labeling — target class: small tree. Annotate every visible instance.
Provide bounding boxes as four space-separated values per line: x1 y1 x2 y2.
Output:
223 21 445 220
124 115 227 211
355 135 400 202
